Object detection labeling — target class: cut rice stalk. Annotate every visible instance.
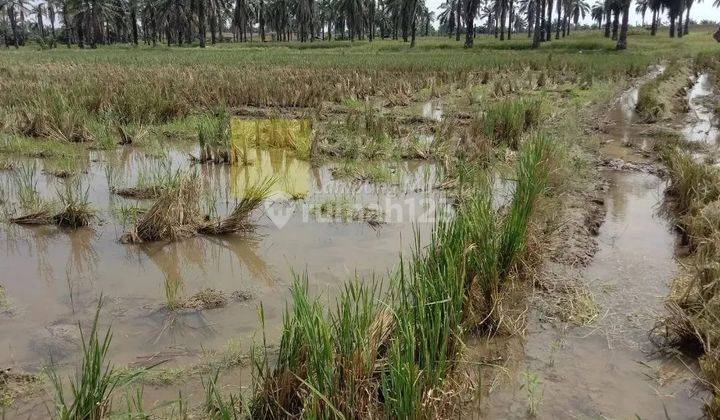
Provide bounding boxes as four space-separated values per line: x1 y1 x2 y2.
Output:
199 178 275 235
120 175 202 243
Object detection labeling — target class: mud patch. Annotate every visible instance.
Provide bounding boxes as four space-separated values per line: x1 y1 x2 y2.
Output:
0 369 41 407
549 180 607 267
600 157 665 175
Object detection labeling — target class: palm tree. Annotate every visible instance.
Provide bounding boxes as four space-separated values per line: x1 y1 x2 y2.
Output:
419 6 433 35
32 3 45 39
126 0 138 44
518 0 535 36
662 0 682 37
545 0 552 40
648 0 661 34
683 0 696 34
47 0 58 45
602 0 610 35
437 0 456 36
635 0 647 25
0 0 28 47
590 0 602 27
608 0 620 39
567 0 588 33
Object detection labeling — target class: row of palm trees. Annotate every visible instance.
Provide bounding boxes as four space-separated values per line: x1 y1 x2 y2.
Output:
438 0 716 49
438 0 591 41
0 0 434 47
0 0 717 49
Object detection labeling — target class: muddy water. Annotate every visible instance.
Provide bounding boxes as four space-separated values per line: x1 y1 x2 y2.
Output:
684 73 719 146
485 171 706 418
0 143 445 376
604 65 665 155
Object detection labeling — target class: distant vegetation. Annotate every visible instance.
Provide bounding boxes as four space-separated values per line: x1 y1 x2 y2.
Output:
0 0 717 54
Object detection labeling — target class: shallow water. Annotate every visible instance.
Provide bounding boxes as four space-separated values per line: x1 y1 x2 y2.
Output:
683 73 719 146
421 101 444 122
605 65 665 151
0 143 449 374
484 171 706 418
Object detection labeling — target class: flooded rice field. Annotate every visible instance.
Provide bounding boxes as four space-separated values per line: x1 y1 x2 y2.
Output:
0 125 455 374
3 49 719 417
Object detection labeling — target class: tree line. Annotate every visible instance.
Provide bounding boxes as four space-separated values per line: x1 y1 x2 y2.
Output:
0 0 717 50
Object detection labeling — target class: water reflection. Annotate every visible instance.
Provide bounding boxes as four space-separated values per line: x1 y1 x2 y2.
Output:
229 148 311 198
683 73 720 146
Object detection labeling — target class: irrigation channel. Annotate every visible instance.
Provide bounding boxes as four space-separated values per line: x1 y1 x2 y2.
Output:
483 70 718 418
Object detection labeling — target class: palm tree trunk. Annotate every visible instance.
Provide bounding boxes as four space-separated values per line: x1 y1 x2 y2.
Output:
48 4 56 46
131 0 139 45
37 7 45 40
151 12 157 46
603 5 611 37
78 11 86 48
532 0 542 47
650 8 657 35
209 7 217 44
539 0 546 40
616 0 630 50
464 0 476 47
455 0 461 41
499 0 507 40
677 10 683 37
555 5 560 39
260 0 266 41
62 3 72 47
683 3 690 35
7 7 19 48
611 9 618 40
669 15 675 37
528 7 533 37
508 0 513 39
545 0 552 40
199 0 206 47
410 0 417 47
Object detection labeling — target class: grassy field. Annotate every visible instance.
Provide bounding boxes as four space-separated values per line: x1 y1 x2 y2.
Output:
1 27 719 418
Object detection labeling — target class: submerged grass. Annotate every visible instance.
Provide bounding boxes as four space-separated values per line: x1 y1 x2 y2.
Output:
111 165 182 199
53 180 95 228
8 165 95 228
311 196 384 226
329 160 393 183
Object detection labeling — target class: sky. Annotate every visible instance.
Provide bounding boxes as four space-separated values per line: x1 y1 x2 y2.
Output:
424 0 719 27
